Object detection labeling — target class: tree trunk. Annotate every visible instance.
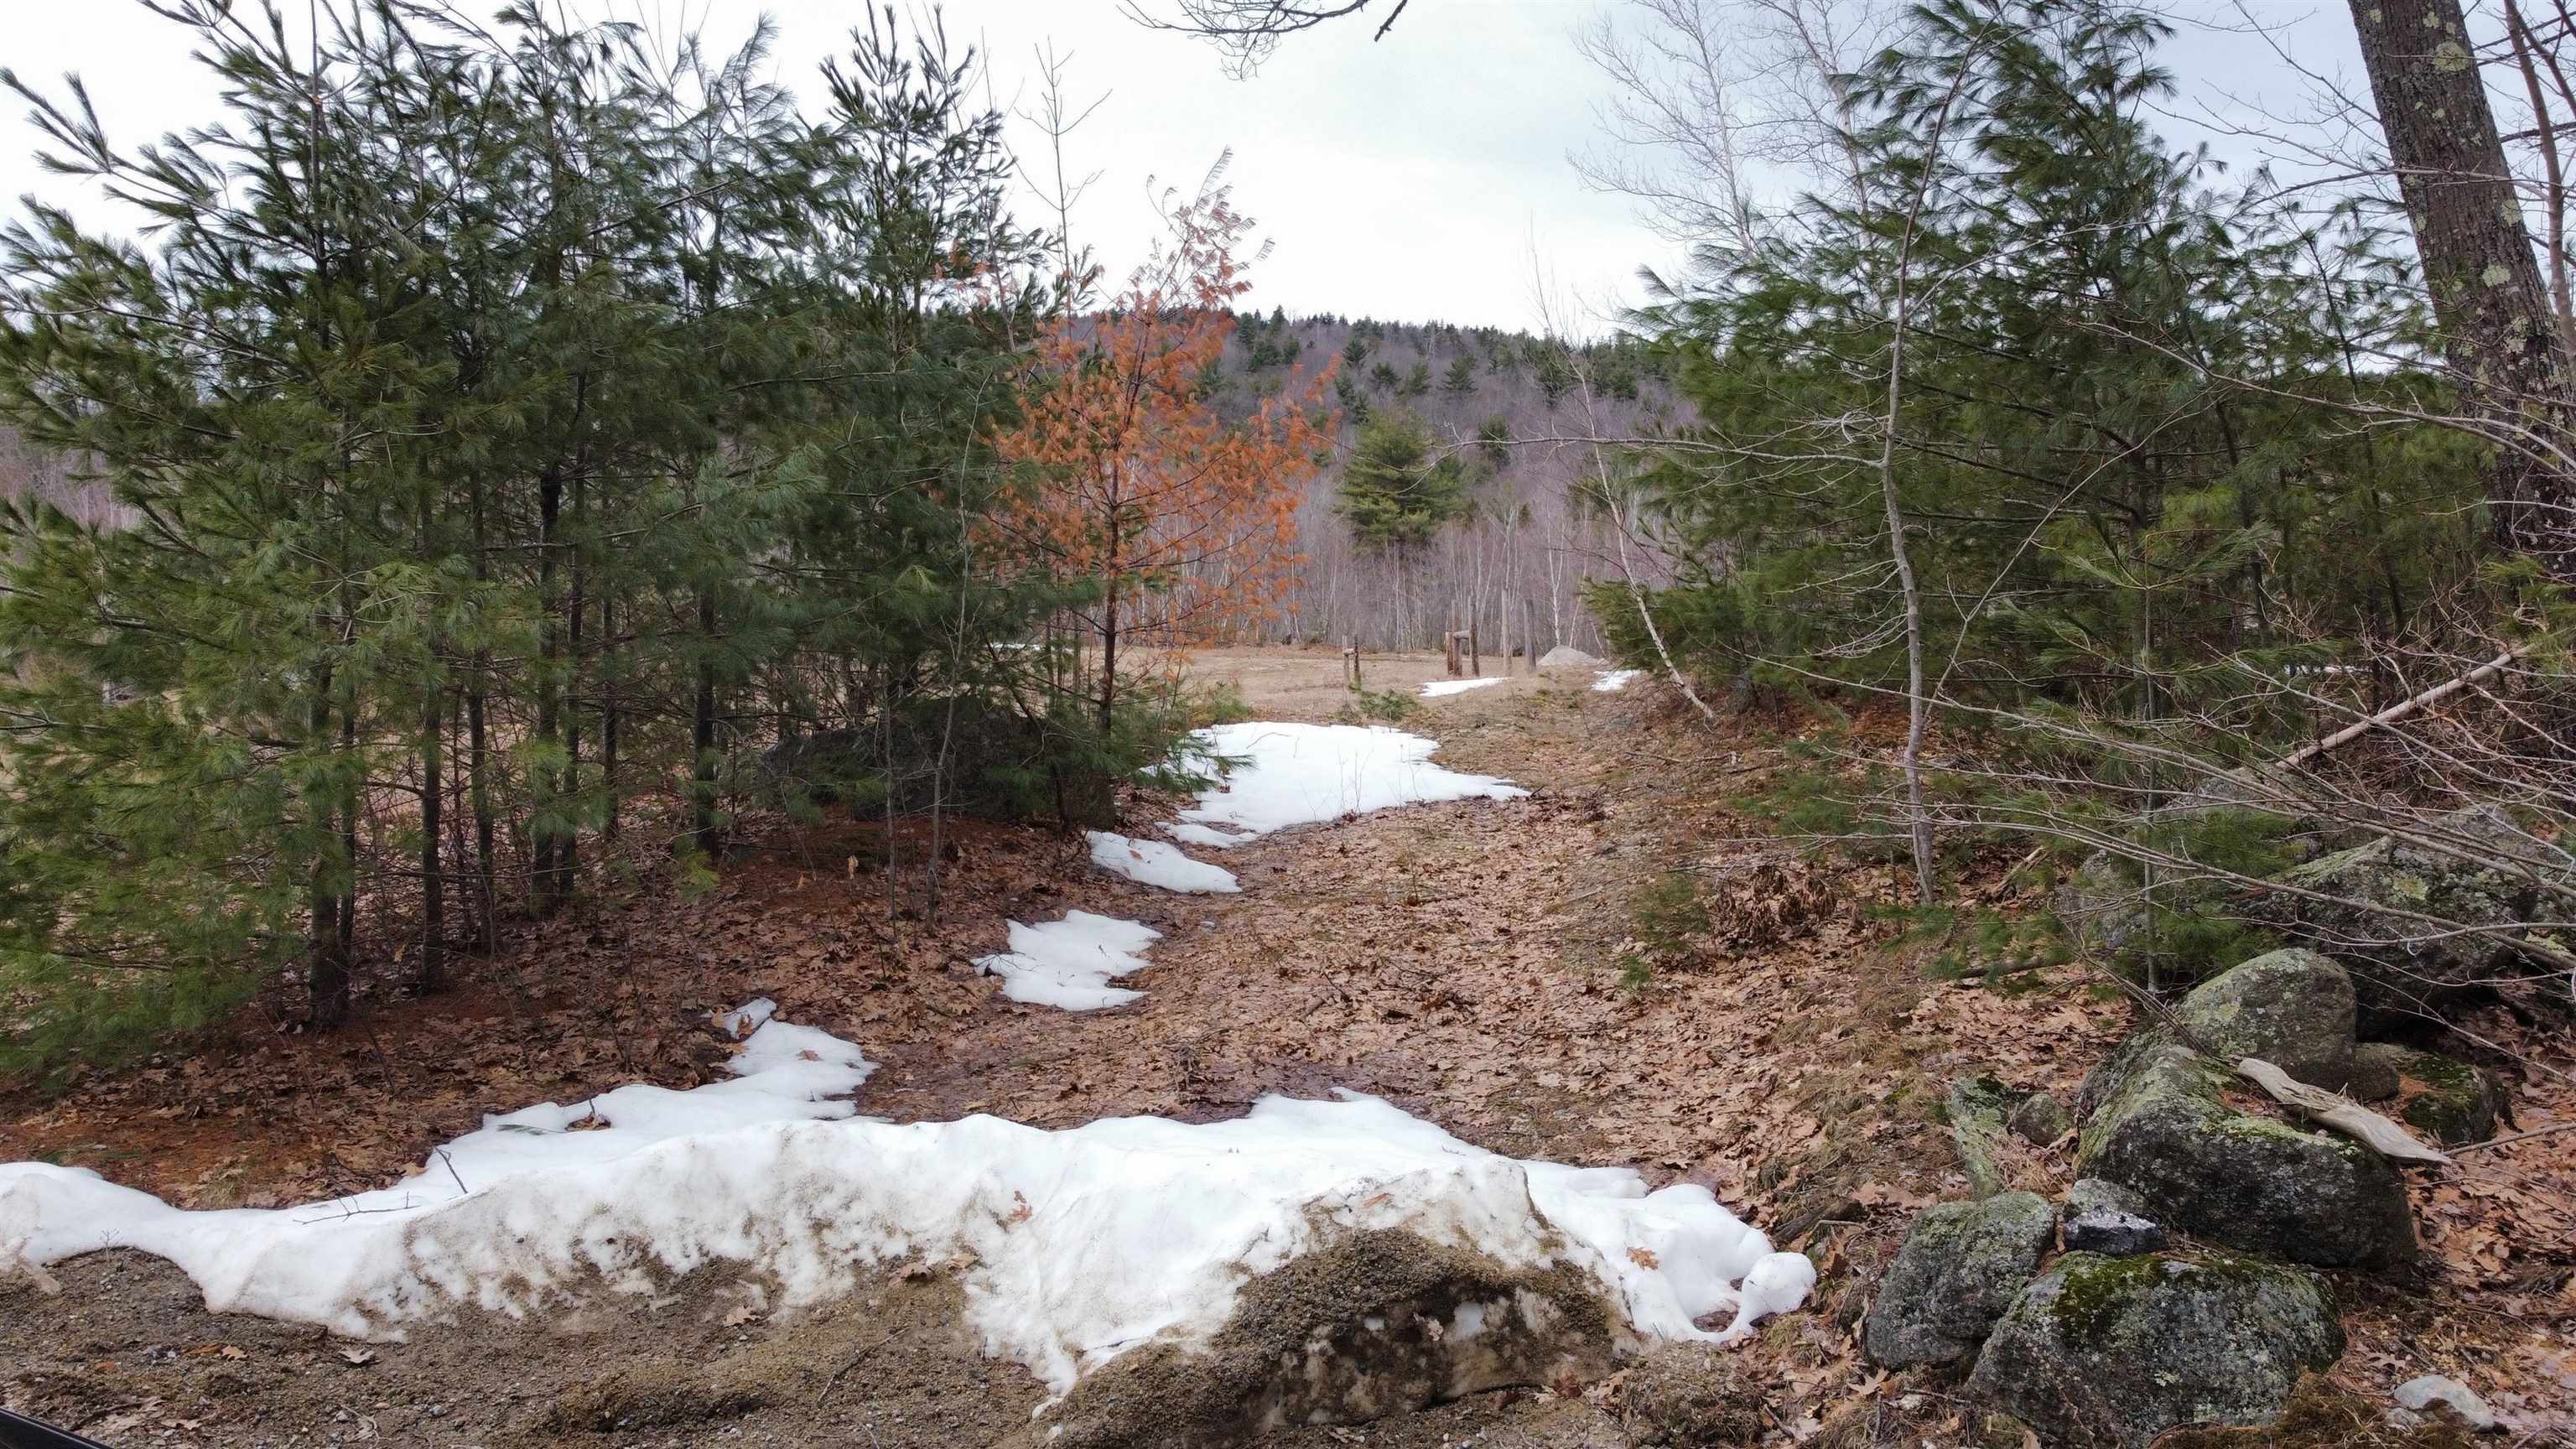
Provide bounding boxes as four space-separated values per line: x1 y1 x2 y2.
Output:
601 586 621 844
1098 574 1119 736
306 664 349 1026
418 683 445 992
691 589 720 860
532 461 564 912
337 683 357 973
558 470 583 905
467 473 496 953
2350 0 2573 572
418 480 446 993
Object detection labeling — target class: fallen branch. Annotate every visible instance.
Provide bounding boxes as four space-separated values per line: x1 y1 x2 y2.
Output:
2448 1119 2576 1156
2263 646 2523 774
2235 1057 2452 1166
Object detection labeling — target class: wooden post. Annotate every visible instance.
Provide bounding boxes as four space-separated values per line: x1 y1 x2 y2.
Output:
1343 636 1362 691
1444 630 1465 677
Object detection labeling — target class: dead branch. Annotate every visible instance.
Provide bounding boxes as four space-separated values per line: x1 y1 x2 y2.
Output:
2235 1057 2453 1166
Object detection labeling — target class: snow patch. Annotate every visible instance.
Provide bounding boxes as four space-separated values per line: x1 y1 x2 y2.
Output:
1540 646 1604 668
0 999 873 1323
1420 677 1506 699
0 1046 1812 1395
1170 722 1528 847
1086 830 1239 895
974 910 1161 1010
1593 669 1644 693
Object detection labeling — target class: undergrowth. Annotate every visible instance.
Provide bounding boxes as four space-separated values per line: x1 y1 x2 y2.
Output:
1336 687 1419 725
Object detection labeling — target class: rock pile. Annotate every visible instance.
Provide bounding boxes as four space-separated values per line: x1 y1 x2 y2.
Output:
1864 934 2513 1445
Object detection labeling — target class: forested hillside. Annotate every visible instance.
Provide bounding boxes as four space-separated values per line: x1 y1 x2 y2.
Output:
1202 314 1678 656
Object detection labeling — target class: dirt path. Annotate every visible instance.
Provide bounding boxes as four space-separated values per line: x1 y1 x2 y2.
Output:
0 657 1962 1444
5 647 2567 1446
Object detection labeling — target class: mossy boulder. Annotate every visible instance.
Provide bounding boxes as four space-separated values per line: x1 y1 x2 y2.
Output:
2007 1091 2068 1145
2255 806 2565 1026
2349 1041 2407 1102
1944 1077 2017 1198
1966 1252 2345 1449
1862 1192 2056 1370
2061 850 2160 959
2075 1027 2174 1122
2173 948 2358 1091
2386 1050 2508 1147
2076 1041 2414 1269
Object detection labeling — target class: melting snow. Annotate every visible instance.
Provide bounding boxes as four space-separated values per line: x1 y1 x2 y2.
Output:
1168 722 1528 847
0 1010 1813 1391
1086 830 1239 894
1420 677 1506 699
1593 669 1644 693
974 910 1161 1010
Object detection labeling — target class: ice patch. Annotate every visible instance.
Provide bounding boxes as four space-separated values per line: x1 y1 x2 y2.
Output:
0 1066 1811 1394
974 910 1161 1010
1086 830 1239 894
1593 669 1644 693
1420 677 1506 699
1171 722 1528 846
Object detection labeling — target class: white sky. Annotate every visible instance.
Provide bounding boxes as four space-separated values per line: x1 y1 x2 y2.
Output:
2 1 2368 334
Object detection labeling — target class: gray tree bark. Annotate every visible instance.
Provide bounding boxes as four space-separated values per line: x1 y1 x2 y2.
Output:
2350 0 2574 574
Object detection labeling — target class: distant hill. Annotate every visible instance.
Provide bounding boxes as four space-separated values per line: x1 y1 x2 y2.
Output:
1203 312 1683 656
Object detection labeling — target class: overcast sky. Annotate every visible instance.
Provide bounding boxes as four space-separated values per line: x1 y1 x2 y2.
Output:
2 1 2366 334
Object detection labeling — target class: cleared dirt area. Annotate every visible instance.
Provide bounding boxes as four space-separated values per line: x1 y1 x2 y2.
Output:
3 646 2568 1446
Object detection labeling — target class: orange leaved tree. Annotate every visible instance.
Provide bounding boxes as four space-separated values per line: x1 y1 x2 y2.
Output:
994 171 1334 732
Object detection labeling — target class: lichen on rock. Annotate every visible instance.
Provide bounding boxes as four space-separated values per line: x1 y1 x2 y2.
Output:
1966 1251 2345 1449
2390 1049 2508 1147
2256 806 2564 1026
1861 1192 2055 1370
2173 948 2359 1091
2076 1041 2414 1269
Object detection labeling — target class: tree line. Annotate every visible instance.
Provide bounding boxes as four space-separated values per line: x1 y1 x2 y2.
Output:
0 0 1293 1069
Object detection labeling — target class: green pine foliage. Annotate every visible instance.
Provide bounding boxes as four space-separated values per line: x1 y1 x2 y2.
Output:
0 2 1176 1072
1337 411 1474 548
1615 0 2485 735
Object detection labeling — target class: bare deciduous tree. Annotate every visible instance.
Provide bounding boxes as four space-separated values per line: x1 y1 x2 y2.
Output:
1121 0 1413 75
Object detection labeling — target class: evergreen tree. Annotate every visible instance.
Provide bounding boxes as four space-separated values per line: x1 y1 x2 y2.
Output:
0 0 1160 1068
1621 0 2480 721
1337 411 1472 548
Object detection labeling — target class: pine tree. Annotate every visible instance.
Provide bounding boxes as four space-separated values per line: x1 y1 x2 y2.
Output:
1337 411 1472 548
0 0 1137 1066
